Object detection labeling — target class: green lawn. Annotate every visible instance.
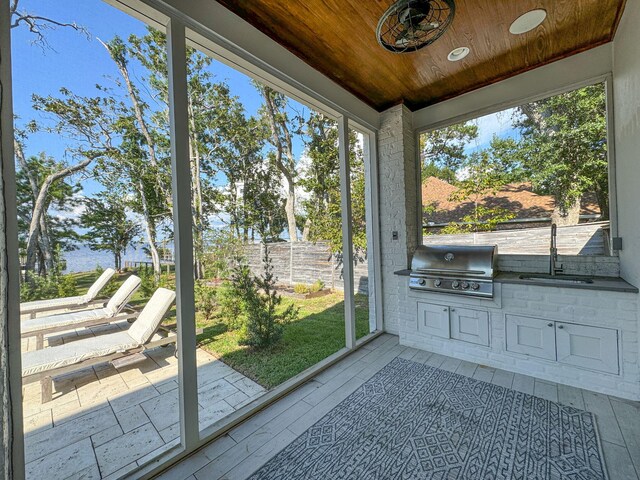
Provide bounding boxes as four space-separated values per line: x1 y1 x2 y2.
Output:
196 292 370 389
71 269 370 389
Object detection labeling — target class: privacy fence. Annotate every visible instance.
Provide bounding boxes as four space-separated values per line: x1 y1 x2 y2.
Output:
243 241 370 295
423 221 609 256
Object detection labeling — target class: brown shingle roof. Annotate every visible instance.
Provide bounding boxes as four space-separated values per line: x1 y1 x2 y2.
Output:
422 177 600 224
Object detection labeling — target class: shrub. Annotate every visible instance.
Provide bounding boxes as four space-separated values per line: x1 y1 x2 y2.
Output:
137 268 156 297
239 246 298 349
57 274 78 297
293 283 310 294
195 281 217 322
310 279 325 293
217 280 245 329
20 274 58 301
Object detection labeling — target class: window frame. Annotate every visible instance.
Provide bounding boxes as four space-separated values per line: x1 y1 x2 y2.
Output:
414 74 619 259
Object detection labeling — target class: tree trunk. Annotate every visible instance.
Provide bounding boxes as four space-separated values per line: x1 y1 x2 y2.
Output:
137 179 162 279
24 157 93 273
259 86 298 242
552 196 581 226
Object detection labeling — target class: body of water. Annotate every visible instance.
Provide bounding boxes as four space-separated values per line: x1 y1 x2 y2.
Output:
62 245 151 273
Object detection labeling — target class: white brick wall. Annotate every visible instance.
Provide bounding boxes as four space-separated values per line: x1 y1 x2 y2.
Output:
378 105 418 335
398 284 640 400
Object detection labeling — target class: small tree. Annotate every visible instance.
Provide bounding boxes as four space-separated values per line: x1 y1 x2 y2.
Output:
81 193 139 271
238 245 298 348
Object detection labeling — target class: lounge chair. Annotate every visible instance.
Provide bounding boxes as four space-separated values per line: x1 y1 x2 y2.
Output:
21 275 142 350
20 268 116 318
22 288 177 403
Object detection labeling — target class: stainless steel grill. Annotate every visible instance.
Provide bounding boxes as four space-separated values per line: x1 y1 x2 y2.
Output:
409 245 498 298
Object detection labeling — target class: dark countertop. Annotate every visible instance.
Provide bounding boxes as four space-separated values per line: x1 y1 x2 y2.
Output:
495 272 638 293
394 269 638 293
394 269 412 276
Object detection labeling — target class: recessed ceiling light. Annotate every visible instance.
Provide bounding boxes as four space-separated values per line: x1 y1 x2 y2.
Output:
509 9 547 34
447 47 470 62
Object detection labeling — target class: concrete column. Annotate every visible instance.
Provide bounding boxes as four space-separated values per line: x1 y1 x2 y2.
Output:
378 105 419 334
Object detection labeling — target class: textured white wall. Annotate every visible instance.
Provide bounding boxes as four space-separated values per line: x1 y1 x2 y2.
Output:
613 0 640 288
378 105 418 334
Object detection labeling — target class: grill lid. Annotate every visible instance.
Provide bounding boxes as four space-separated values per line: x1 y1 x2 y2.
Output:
411 245 497 278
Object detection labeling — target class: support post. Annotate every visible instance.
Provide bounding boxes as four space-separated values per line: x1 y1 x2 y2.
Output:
167 18 199 449
364 130 384 333
0 1 25 477
338 116 356 349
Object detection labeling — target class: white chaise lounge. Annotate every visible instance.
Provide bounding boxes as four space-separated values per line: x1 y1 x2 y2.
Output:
21 275 142 349
20 268 116 318
22 287 177 403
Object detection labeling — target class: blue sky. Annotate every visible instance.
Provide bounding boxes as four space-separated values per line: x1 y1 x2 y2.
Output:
11 0 308 199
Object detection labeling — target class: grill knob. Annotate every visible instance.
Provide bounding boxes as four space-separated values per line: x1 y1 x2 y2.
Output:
470 282 480 290
460 281 469 290
452 281 460 289
434 279 442 287
418 278 426 286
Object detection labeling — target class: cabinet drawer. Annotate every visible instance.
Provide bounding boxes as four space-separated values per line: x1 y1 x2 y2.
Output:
417 302 450 338
556 323 619 374
451 307 489 346
506 314 556 360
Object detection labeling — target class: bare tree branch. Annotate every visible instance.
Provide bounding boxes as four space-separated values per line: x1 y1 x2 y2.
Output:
10 0 90 49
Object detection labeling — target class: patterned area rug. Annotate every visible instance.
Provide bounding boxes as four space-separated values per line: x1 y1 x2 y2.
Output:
250 357 608 480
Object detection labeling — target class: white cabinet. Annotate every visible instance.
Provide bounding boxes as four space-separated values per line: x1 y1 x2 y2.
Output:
506 315 556 360
506 315 619 374
451 307 489 346
417 302 489 346
556 322 619 374
417 302 450 338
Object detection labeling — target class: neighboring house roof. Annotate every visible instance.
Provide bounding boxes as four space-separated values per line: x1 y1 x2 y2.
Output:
422 176 600 225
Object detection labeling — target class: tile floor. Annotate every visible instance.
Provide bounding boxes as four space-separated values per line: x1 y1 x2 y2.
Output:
158 334 640 480
21 320 266 479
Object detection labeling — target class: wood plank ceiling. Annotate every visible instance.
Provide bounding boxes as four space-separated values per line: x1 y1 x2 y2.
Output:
214 0 626 112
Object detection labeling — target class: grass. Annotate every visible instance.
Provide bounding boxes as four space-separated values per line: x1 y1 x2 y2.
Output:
69 269 371 389
196 292 370 389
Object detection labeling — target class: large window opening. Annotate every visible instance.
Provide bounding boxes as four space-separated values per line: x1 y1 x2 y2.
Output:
419 81 614 258
9 1 380 477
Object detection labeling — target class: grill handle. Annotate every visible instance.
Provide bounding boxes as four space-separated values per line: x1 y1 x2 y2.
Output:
414 268 487 276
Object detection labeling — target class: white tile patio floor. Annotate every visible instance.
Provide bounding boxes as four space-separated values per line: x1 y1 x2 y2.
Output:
159 334 640 480
21 320 266 479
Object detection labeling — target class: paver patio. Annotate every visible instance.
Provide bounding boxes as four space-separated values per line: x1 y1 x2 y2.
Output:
21 320 266 479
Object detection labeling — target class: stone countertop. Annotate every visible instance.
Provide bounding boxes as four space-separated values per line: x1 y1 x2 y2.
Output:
394 269 638 293
495 272 639 293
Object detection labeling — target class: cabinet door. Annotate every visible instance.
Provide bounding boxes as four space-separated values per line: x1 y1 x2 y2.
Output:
417 302 450 338
450 307 489 346
506 314 556 360
556 323 619 374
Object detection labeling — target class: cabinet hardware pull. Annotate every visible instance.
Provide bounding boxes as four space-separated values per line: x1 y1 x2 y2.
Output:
557 325 564 329
547 323 553 327
442 308 448 312
451 309 456 312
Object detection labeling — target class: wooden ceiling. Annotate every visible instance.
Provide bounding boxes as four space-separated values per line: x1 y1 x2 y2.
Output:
214 0 626 112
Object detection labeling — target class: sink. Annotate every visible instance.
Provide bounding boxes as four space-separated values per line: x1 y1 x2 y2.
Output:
518 274 594 284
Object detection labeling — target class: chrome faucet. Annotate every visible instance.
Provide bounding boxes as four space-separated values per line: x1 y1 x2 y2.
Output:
549 223 564 276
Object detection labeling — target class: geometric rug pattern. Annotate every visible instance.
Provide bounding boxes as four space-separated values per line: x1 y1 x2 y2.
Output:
249 357 608 479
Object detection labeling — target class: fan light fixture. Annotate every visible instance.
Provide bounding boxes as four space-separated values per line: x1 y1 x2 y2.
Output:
509 9 547 34
377 0 456 53
447 46 469 61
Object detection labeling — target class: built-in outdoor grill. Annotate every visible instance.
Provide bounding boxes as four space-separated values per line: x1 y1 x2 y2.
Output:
409 245 498 298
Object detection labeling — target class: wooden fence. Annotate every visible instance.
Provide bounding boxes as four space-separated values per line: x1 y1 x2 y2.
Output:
243 242 370 294
423 221 609 256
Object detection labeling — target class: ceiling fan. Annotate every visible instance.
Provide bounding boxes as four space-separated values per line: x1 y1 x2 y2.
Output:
376 0 455 53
